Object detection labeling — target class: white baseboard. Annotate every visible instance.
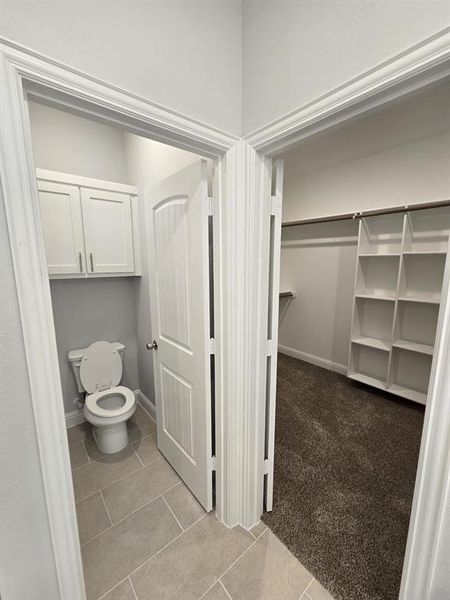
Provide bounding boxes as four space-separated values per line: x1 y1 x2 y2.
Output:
278 344 347 375
134 389 156 421
65 408 85 429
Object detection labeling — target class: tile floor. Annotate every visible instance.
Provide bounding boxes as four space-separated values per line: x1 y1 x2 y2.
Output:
68 403 335 600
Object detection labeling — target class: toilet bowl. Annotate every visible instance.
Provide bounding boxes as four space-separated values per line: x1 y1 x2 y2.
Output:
69 341 136 454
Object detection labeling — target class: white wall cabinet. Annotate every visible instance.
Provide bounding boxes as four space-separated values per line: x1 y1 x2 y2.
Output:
37 169 140 278
348 207 450 405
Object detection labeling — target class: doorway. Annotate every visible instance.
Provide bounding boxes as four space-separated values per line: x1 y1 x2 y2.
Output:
262 81 450 600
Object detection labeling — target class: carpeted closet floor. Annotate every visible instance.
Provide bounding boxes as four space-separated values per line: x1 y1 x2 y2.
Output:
262 353 425 600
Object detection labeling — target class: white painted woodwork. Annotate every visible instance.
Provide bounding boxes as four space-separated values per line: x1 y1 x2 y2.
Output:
148 160 213 511
264 159 284 513
348 208 450 404
36 170 139 277
81 188 135 274
37 180 85 275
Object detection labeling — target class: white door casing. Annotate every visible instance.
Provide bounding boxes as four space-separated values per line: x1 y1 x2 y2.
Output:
37 180 85 275
81 188 135 273
264 159 284 512
148 160 213 511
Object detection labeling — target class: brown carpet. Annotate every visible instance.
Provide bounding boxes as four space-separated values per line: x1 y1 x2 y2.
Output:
262 354 424 600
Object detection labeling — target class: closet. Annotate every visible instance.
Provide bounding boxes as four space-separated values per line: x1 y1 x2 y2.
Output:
265 80 450 600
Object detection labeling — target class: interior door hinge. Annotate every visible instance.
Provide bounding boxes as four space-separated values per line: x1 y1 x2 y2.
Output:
270 194 281 217
209 455 216 471
208 338 216 355
266 339 275 356
205 196 214 216
264 458 272 474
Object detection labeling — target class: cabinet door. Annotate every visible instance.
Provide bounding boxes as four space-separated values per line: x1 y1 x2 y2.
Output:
37 180 85 275
81 188 135 274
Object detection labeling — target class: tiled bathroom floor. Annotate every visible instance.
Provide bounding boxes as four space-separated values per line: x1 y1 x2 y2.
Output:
67 403 334 600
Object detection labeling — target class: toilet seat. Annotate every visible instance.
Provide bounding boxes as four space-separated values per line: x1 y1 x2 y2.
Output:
80 341 122 394
85 385 135 418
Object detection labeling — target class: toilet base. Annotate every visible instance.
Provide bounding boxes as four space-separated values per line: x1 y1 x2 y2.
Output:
92 421 129 454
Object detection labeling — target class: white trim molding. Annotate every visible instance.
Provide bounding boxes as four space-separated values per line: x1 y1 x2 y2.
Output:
65 409 85 429
214 140 268 529
245 28 450 154
278 345 347 376
134 389 156 421
400 249 450 600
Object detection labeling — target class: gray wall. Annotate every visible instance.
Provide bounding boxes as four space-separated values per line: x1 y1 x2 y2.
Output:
29 101 130 183
0 191 59 598
242 1 449 133
50 278 139 413
1 2 242 134
29 102 141 413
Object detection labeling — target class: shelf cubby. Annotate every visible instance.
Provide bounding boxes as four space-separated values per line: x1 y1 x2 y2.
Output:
398 253 446 303
348 207 449 405
359 214 404 255
352 297 395 344
403 207 450 253
355 255 399 299
388 347 432 405
349 344 389 390
394 300 439 350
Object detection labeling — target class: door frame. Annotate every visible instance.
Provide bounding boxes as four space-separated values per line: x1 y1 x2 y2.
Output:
245 29 450 600
0 36 261 599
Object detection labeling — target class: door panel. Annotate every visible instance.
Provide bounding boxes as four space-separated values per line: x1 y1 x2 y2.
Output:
265 160 284 512
148 160 212 511
81 188 134 273
37 180 85 275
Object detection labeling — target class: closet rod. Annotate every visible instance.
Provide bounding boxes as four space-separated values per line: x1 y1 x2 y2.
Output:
282 198 450 228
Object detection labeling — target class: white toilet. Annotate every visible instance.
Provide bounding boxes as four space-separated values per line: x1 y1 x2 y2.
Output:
68 340 136 454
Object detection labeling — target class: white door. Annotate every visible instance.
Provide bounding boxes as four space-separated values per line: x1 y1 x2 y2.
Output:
147 160 213 511
37 180 85 275
265 160 284 512
81 188 135 273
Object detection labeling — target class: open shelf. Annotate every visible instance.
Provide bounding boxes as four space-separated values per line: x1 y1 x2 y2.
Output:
394 300 439 348
403 207 450 253
389 347 432 404
359 214 404 255
398 253 446 303
352 337 391 351
356 254 399 299
353 297 395 341
349 345 389 390
348 371 386 392
392 340 434 355
387 385 427 405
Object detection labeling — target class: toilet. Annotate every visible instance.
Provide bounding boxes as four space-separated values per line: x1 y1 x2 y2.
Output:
68 340 136 454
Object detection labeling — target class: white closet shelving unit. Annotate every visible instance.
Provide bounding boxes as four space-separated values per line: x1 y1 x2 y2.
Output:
348 207 450 405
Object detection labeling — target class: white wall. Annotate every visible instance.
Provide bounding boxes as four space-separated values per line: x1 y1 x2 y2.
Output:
29 102 140 413
1 1 242 134
242 0 450 133
278 86 450 372
124 134 200 404
279 220 358 371
0 192 59 598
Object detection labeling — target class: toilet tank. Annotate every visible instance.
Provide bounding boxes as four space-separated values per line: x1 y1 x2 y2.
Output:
68 341 125 394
